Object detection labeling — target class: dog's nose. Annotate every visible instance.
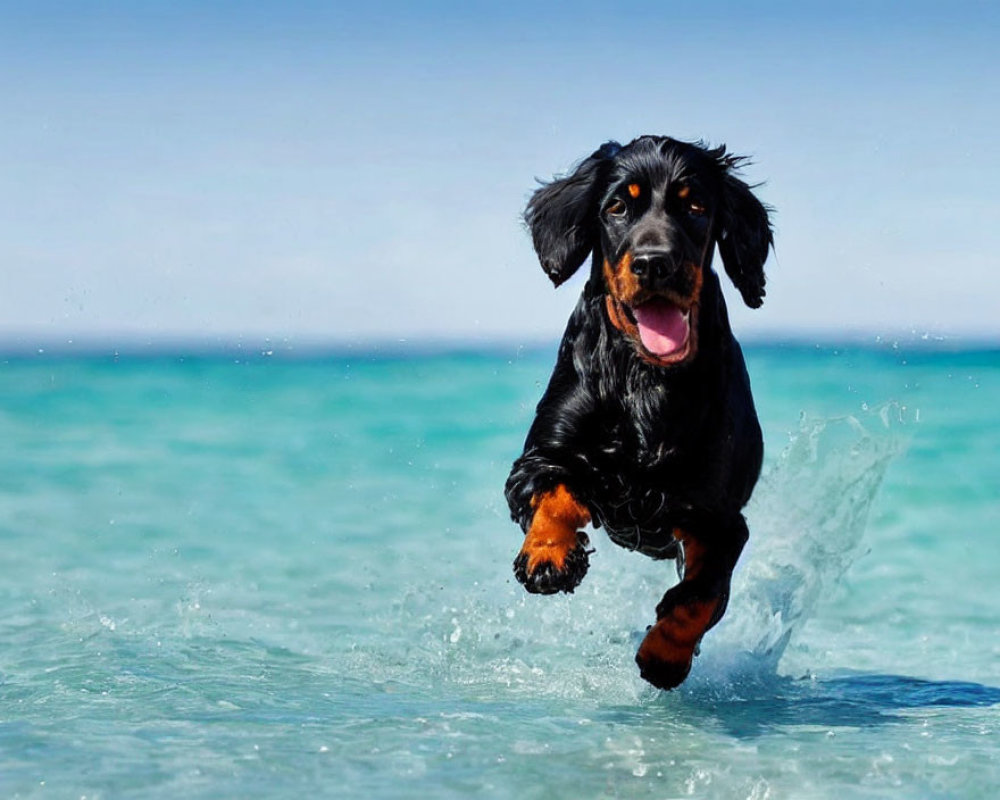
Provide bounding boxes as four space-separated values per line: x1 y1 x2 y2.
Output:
630 249 677 284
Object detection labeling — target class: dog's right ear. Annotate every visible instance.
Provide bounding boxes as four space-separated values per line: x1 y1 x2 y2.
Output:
523 141 620 286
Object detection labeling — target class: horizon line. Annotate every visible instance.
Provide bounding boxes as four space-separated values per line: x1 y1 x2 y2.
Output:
2 331 999 360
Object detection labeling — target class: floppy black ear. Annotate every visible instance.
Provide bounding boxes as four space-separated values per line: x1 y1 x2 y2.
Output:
523 141 620 286
717 171 773 309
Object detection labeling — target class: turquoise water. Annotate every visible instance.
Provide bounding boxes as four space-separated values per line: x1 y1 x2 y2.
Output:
1 343 998 798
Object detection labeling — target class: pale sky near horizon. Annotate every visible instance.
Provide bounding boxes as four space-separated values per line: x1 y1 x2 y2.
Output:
1 2 998 346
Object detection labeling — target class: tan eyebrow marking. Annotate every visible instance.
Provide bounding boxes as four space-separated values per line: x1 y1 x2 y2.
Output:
678 185 691 199
628 183 641 198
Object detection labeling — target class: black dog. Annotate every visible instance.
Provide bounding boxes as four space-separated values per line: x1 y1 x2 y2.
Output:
505 136 773 689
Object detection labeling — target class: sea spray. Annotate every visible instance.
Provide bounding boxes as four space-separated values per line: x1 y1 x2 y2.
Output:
692 404 905 687
354 406 905 703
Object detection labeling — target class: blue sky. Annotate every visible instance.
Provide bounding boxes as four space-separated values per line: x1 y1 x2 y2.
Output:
1 2 998 345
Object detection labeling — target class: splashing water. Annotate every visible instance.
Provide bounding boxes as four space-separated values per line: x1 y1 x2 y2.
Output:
361 405 904 703
692 404 904 688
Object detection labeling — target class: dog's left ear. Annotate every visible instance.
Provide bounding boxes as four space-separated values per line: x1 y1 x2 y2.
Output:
717 172 773 309
524 141 620 287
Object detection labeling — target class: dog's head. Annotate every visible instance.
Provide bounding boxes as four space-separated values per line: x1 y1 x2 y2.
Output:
525 136 772 365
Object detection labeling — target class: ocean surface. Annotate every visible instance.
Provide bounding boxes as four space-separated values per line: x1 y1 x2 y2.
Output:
1 341 997 798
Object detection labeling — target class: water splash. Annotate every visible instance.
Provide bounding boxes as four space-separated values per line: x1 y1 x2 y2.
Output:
692 404 905 688
355 405 905 702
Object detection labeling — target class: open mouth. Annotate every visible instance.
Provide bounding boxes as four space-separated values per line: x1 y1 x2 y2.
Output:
601 257 700 365
621 296 696 364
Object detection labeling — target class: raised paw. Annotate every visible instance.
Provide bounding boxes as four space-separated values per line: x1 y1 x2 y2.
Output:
513 533 591 595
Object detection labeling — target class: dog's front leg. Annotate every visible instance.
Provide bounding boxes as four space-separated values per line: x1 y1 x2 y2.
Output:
513 484 592 595
635 517 748 689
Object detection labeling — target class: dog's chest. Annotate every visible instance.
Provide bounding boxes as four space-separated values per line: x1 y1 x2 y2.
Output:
588 378 719 523
611 382 701 466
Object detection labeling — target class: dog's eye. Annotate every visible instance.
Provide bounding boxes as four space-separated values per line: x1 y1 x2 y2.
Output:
605 199 627 218
677 184 706 217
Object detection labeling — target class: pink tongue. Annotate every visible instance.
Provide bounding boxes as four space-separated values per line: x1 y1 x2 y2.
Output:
633 299 689 356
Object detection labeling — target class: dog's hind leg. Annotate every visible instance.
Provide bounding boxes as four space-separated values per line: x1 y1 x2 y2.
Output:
634 516 749 689
513 484 593 595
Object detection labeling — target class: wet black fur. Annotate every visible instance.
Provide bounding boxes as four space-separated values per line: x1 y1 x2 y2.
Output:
506 135 772 569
